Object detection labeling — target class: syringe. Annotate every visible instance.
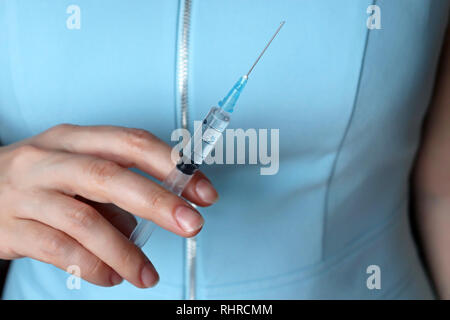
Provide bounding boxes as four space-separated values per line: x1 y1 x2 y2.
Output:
130 21 285 248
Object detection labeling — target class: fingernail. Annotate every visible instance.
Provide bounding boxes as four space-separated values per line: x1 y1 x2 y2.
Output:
195 179 218 204
110 272 123 286
141 262 158 288
175 206 204 233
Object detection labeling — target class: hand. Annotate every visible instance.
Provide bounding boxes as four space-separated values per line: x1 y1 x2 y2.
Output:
0 124 218 288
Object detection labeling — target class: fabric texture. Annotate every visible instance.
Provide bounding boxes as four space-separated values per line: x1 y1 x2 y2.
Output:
1 0 449 299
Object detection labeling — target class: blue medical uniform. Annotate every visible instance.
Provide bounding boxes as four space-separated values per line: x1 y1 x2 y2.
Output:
1 0 449 299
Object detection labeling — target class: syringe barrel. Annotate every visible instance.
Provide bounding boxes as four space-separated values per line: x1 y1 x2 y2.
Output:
129 168 193 248
129 106 230 247
191 106 230 164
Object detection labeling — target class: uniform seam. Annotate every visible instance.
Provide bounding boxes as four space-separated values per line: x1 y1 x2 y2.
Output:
201 200 405 293
321 0 377 261
4 1 35 138
173 0 182 130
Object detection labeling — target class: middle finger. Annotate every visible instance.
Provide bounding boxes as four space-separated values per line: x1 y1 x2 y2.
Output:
36 151 205 237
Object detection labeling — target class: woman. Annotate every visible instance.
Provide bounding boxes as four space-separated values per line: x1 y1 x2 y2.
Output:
0 0 449 299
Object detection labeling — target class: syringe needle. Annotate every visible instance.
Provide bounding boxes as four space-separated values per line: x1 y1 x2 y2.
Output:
246 21 285 78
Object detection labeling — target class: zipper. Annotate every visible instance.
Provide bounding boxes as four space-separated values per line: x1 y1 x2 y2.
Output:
178 0 191 130
176 0 196 300
185 231 197 300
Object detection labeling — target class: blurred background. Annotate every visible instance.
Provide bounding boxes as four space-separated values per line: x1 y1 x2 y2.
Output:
0 260 10 294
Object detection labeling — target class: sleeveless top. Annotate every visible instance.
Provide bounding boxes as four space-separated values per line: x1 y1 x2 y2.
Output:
1 0 449 299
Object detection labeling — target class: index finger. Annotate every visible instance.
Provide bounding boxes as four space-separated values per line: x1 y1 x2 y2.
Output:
34 124 218 206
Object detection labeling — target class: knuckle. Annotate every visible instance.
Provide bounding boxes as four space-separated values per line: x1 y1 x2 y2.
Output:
40 124 78 148
66 204 99 230
10 145 45 169
120 245 135 265
122 128 154 153
0 228 19 259
13 144 42 157
85 257 104 278
85 159 121 184
50 123 77 134
0 243 18 259
39 232 68 259
118 243 142 273
146 189 172 209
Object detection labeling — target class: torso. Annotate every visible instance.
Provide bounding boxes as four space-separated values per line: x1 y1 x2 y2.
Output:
1 0 448 299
